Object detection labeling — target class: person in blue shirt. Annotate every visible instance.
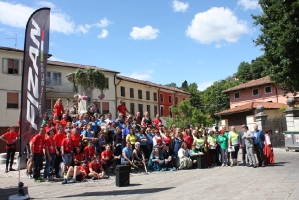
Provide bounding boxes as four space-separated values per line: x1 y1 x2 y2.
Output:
121 142 133 166
137 127 148 158
146 128 155 157
90 116 100 135
253 124 265 167
122 122 130 147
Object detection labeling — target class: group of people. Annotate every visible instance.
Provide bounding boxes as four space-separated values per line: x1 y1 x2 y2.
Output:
0 98 275 184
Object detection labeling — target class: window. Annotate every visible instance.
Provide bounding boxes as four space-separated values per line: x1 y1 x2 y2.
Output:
154 105 158 117
2 58 19 75
160 106 164 116
130 103 135 114
153 93 157 101
130 88 134 98
160 94 164 102
138 104 143 116
102 102 109 114
7 92 18 108
120 86 125 97
52 72 61 85
169 95 172 103
175 97 178 105
169 107 173 118
182 98 185 101
46 99 52 109
234 92 240 99
138 90 142 99
146 91 150 100
252 89 259 96
265 86 272 93
147 105 150 116
105 78 109 89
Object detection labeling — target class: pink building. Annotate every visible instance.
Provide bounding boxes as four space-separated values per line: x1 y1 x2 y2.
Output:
216 76 287 128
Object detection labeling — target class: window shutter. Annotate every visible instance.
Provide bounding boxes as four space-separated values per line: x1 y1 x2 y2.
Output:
7 92 19 104
2 58 8 73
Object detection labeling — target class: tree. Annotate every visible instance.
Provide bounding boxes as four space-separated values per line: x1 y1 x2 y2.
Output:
164 82 178 88
181 80 188 90
253 0 299 94
236 61 252 82
250 56 267 80
170 99 209 128
187 82 198 94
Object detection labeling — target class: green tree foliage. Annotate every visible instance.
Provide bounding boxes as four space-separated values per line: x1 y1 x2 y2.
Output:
199 79 240 120
181 80 188 90
164 82 178 88
236 61 252 82
250 56 269 79
170 99 209 128
253 0 299 94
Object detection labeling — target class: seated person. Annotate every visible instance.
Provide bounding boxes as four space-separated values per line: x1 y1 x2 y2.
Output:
132 142 147 167
121 142 133 166
101 145 120 171
84 141 96 163
73 146 84 166
189 144 203 168
88 157 109 179
148 146 165 171
97 131 107 155
161 144 176 171
177 141 193 170
82 124 98 145
62 160 89 184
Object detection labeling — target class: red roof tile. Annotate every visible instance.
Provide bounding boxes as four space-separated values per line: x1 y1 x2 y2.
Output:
222 76 272 93
215 102 287 115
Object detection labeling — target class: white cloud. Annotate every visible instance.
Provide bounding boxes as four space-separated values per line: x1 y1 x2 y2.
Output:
0 1 111 35
237 0 260 11
130 25 159 40
77 18 113 34
197 81 214 91
172 0 189 13
186 7 249 44
48 56 65 62
97 29 108 39
123 70 154 81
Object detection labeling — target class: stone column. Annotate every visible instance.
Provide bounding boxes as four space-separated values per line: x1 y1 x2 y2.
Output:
284 97 299 131
255 105 268 130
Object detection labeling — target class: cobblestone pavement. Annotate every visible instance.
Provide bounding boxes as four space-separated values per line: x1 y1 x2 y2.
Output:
0 148 298 200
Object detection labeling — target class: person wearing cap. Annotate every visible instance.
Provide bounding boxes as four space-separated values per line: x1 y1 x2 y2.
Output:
43 128 56 181
148 145 164 171
133 142 147 167
161 143 176 171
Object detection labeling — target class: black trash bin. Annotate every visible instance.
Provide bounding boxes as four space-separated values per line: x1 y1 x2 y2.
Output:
116 165 130 187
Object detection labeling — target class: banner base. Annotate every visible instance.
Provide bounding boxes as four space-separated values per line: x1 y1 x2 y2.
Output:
8 194 30 200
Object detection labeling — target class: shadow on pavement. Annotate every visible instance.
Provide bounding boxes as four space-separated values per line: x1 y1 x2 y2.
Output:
265 162 290 167
0 186 29 199
58 187 175 198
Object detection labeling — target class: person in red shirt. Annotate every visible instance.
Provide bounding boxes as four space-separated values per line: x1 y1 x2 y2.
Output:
60 114 69 131
29 126 45 181
101 145 120 171
61 131 74 176
53 126 65 178
84 141 96 162
53 98 64 120
153 114 162 129
183 127 193 149
88 157 108 179
71 128 81 149
117 100 130 118
62 160 89 184
73 146 84 166
43 129 56 181
0 126 18 173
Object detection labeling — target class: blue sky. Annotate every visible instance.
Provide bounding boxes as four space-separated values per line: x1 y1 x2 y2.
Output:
0 0 263 90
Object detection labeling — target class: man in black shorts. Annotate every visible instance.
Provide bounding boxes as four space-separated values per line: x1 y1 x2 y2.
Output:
62 161 89 184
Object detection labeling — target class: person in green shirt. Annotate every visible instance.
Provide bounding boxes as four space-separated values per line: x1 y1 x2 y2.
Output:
217 131 228 167
208 131 218 167
228 126 242 166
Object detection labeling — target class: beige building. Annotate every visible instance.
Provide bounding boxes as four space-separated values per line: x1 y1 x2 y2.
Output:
0 46 119 128
115 75 159 118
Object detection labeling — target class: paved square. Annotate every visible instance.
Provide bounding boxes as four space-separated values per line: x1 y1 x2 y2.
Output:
0 148 298 200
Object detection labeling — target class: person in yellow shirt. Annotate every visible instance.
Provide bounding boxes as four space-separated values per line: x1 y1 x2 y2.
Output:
126 128 137 149
228 126 242 167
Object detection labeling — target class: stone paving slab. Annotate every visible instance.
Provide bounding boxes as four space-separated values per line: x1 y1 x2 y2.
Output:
0 148 298 200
